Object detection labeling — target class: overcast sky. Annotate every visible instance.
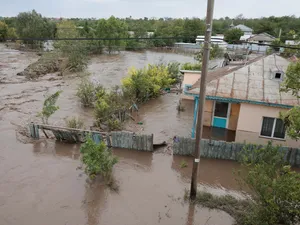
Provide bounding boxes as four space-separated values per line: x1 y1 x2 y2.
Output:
1 0 300 19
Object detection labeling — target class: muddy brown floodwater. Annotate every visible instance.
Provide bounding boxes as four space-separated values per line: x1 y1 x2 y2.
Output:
0 44 243 225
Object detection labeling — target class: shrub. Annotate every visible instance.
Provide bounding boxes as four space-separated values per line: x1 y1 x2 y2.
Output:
76 79 104 107
237 142 300 225
180 160 188 168
65 116 84 129
38 91 62 124
80 136 118 180
122 64 176 102
181 62 202 71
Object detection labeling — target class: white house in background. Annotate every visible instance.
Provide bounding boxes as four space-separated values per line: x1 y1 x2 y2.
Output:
285 40 300 46
196 35 228 48
233 24 253 35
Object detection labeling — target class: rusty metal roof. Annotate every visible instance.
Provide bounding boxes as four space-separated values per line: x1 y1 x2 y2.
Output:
188 54 299 107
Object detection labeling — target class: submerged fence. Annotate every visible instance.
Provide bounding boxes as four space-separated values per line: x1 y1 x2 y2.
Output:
173 137 300 167
29 123 153 152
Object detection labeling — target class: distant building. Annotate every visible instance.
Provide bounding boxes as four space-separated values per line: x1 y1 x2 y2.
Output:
285 40 300 46
196 35 228 48
181 54 299 148
247 33 275 44
233 24 253 35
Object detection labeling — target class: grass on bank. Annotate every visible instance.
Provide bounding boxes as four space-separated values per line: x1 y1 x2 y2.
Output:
184 190 254 225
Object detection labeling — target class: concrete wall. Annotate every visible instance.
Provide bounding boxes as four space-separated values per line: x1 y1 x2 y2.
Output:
236 103 298 148
181 72 200 100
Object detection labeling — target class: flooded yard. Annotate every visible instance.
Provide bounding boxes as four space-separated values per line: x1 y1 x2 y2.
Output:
0 44 243 225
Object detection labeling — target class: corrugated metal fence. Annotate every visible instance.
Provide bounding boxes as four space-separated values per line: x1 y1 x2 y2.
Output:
173 137 300 167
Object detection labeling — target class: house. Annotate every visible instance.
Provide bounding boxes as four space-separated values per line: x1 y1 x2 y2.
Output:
196 35 228 48
233 24 253 36
181 54 299 148
247 33 275 44
285 40 300 46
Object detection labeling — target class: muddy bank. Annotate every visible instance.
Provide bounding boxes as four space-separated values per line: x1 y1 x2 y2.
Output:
0 44 240 225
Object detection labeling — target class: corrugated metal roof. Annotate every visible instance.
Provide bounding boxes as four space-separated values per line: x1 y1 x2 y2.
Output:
234 24 253 32
188 55 299 107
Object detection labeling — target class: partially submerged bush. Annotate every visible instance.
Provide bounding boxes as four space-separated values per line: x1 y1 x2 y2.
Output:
38 91 62 124
122 64 176 102
80 136 118 180
76 79 104 107
65 116 84 129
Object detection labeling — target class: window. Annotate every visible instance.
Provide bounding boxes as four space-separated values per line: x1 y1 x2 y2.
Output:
260 117 286 139
275 72 282 79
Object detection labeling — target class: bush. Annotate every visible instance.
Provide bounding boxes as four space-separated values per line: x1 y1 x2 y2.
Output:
181 62 202 71
76 79 104 107
94 86 130 127
65 116 84 129
38 91 62 124
80 136 118 180
238 142 300 225
122 64 176 102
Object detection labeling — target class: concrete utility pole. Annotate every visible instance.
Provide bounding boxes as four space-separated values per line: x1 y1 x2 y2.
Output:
190 0 215 200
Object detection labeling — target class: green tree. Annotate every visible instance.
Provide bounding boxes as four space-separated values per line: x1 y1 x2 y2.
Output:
96 16 128 54
56 20 88 72
80 136 118 180
224 28 243 44
0 21 8 41
280 61 300 140
7 27 18 39
15 10 55 47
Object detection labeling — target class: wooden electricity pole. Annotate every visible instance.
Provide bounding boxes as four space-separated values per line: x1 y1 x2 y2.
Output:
190 0 215 200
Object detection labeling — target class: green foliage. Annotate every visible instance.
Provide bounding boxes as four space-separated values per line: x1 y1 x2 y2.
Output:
281 106 300 140
15 10 55 47
0 21 8 41
80 136 118 179
280 61 300 140
55 20 88 72
181 62 201 71
65 116 84 129
238 142 300 225
224 28 244 44
7 27 17 39
179 160 187 168
38 91 62 124
281 61 300 98
94 86 130 128
96 16 128 54
195 44 224 62
122 64 176 102
76 79 103 107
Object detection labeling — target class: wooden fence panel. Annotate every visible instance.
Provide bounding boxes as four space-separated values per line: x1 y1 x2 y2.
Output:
173 137 300 167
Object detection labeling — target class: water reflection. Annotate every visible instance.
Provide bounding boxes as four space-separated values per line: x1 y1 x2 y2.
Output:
32 140 80 160
112 148 153 169
82 179 107 225
172 155 242 191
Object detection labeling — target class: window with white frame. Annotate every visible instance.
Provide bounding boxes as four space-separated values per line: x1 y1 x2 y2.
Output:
260 117 286 139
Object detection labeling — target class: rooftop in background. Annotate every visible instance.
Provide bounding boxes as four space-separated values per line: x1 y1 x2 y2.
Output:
247 33 275 42
187 54 299 108
233 24 253 33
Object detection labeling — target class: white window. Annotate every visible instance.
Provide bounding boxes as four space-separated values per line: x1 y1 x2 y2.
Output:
260 117 286 139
